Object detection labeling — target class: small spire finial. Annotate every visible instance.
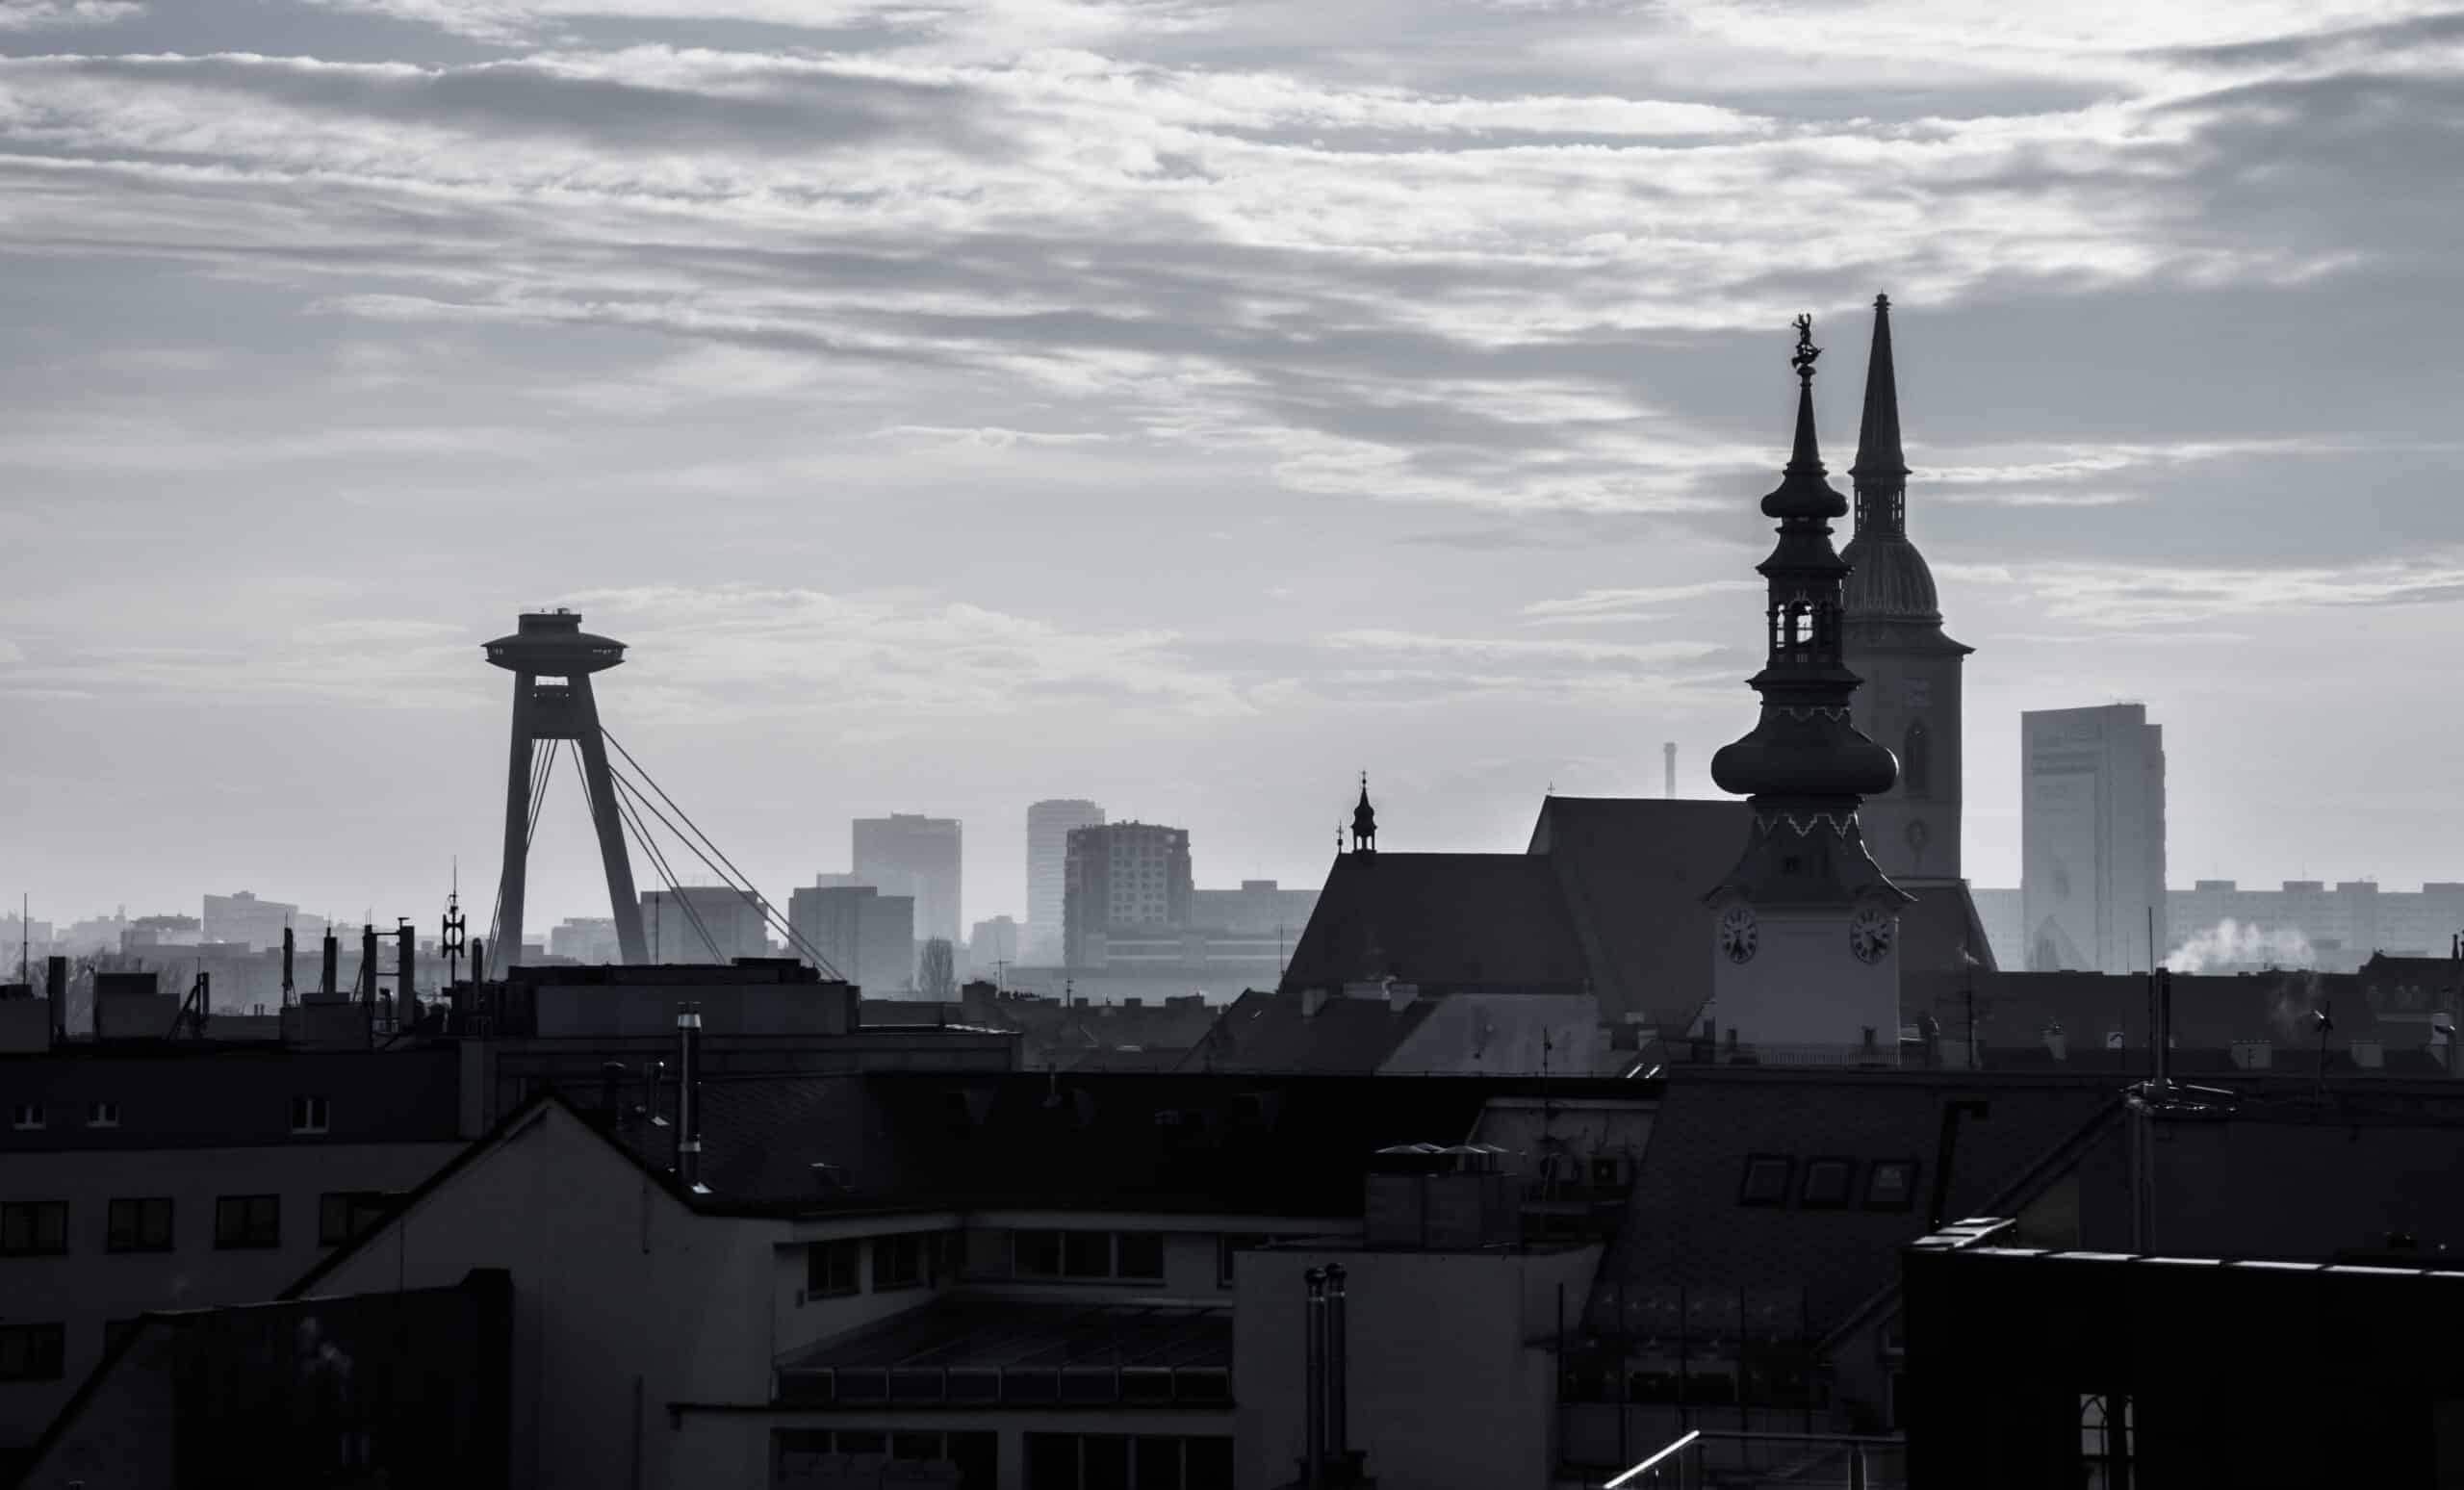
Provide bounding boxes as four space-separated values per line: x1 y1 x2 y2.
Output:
1790 314 1819 385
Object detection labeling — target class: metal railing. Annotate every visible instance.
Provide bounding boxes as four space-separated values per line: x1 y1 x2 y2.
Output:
1594 1430 1905 1490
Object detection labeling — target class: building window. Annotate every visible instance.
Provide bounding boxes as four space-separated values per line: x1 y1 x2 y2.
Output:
873 1233 929 1292
1025 1433 1232 1490
1015 1229 1065 1278
2080 1393 2135 1490
0 1200 68 1256
1865 1159 1919 1212
1738 1154 1792 1207
318 1192 393 1246
808 1239 860 1298
10 1102 42 1131
0 1323 65 1381
1116 1231 1165 1281
86 1101 120 1128
290 1095 329 1135
1903 719 1932 800
777 1429 996 1488
1218 1234 1267 1289
1062 1230 1112 1278
1801 1158 1855 1209
106 1197 173 1253
214 1195 280 1249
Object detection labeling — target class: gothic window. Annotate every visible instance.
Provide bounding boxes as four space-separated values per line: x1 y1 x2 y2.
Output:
2079 1393 2134 1489
1903 719 1932 800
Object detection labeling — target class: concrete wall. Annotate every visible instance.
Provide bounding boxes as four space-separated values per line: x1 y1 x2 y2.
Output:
0 1139 463 1451
1235 1243 1602 1490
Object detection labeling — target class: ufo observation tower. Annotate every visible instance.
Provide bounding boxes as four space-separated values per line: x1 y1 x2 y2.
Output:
483 609 649 972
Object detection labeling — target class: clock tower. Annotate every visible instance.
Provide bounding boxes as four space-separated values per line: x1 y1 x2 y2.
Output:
1704 315 1912 1060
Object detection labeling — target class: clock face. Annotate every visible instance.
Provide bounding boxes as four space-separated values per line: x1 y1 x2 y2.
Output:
1719 905 1758 964
1850 908 1895 964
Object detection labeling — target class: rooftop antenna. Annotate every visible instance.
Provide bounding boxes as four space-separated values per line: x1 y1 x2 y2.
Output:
1664 742 1677 800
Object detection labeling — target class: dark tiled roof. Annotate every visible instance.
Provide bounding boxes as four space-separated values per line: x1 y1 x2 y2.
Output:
1281 852 1590 994
1895 879 1998 976
1604 1067 2118 1337
1179 988 1437 1074
1527 797 1746 1030
1909 967 2442 1060
609 1068 1653 1218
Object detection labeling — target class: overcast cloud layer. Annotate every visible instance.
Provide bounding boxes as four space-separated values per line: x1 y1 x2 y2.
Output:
3 0 2461 937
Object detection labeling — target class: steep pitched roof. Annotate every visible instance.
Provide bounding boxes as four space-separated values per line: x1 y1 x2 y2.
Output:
1527 796 1748 1030
1602 1067 2119 1337
1180 987 1439 1074
1280 852 1589 994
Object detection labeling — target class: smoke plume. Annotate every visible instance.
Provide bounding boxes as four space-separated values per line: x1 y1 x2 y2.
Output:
2165 918 2316 975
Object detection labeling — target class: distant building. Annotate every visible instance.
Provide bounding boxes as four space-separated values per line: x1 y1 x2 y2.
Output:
1024 798 1104 964
1977 881 2464 974
1970 886 2023 967
548 915 623 963
118 914 199 951
1063 821 1193 967
965 914 1019 973
640 887 773 965
1190 879 1318 941
854 813 962 946
2021 704 2167 973
199 890 325 953
787 882 916 994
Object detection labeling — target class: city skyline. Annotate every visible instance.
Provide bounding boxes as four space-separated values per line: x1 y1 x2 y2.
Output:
6 4 2464 931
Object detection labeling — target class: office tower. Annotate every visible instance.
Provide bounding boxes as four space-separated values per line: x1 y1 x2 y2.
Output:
1062 822 1193 967
853 815 962 947
966 915 1019 972
787 883 916 994
640 887 772 965
1024 799 1104 964
2022 705 2168 973
200 892 326 953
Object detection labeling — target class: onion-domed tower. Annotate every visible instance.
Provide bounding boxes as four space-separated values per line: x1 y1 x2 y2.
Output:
1703 316 1912 1058
1840 294 1973 883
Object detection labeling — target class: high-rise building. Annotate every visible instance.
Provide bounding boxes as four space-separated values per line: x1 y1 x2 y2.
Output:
1839 295 1972 885
548 917 622 963
641 887 773 965
965 915 1019 973
1189 881 1319 939
2021 704 2168 974
1024 799 1104 964
852 815 962 947
1063 822 1192 967
787 883 915 994
201 892 326 953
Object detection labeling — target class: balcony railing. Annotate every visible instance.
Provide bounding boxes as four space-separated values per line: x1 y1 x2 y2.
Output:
1589 1429 1905 1490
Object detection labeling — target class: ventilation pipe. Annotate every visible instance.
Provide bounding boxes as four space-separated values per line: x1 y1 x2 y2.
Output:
676 1005 703 1188
396 920 415 1025
1326 1263 1350 1467
281 927 295 1007
320 929 339 998
1302 1267 1327 1488
45 957 65 1046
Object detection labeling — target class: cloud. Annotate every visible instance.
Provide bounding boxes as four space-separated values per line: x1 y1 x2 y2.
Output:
1941 555 2464 628
0 0 138 29
1935 489 2140 508
1521 579 1762 618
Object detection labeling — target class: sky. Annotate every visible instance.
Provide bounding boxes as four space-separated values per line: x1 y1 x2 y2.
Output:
3 0 2463 939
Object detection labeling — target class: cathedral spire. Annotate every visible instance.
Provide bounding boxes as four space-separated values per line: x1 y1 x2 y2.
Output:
1849 294 1908 537
1350 772 1377 856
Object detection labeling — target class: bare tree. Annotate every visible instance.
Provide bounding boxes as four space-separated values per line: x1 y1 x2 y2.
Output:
918 938 957 1001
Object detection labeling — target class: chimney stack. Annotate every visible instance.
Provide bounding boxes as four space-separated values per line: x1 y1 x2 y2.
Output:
1664 742 1676 800
396 920 415 1025
321 928 339 998
1302 1268 1327 1488
45 956 65 1047
676 1005 703 1188
281 927 295 1007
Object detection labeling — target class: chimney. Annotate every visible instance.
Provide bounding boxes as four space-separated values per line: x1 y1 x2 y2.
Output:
1325 1264 1350 1471
469 937 484 988
2042 1020 2067 1063
396 921 415 1024
642 1058 667 1126
45 957 65 1047
321 929 339 997
676 1005 703 1188
1301 1268 1327 1488
1663 741 1676 800
281 928 295 1007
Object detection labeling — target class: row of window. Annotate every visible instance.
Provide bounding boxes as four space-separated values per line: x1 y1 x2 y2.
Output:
0 1192 392 1256
1025 1433 1233 1490
1738 1155 1918 1211
9 1096 330 1134
0 1323 64 1382
805 1229 1189 1302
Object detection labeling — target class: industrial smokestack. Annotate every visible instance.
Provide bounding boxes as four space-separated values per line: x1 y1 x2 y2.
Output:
1664 742 1676 800
675 1005 703 1188
320 929 338 998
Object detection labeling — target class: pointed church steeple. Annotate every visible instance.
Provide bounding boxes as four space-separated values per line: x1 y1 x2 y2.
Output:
1849 294 1908 535
1350 773 1377 856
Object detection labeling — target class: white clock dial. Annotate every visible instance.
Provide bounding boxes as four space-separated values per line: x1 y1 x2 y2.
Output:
1719 905 1758 964
1850 908 1895 964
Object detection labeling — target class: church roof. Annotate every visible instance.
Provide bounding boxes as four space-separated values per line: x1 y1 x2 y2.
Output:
1279 851 1590 994
1527 796 1748 1032
1180 987 1441 1074
1840 532 1945 625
